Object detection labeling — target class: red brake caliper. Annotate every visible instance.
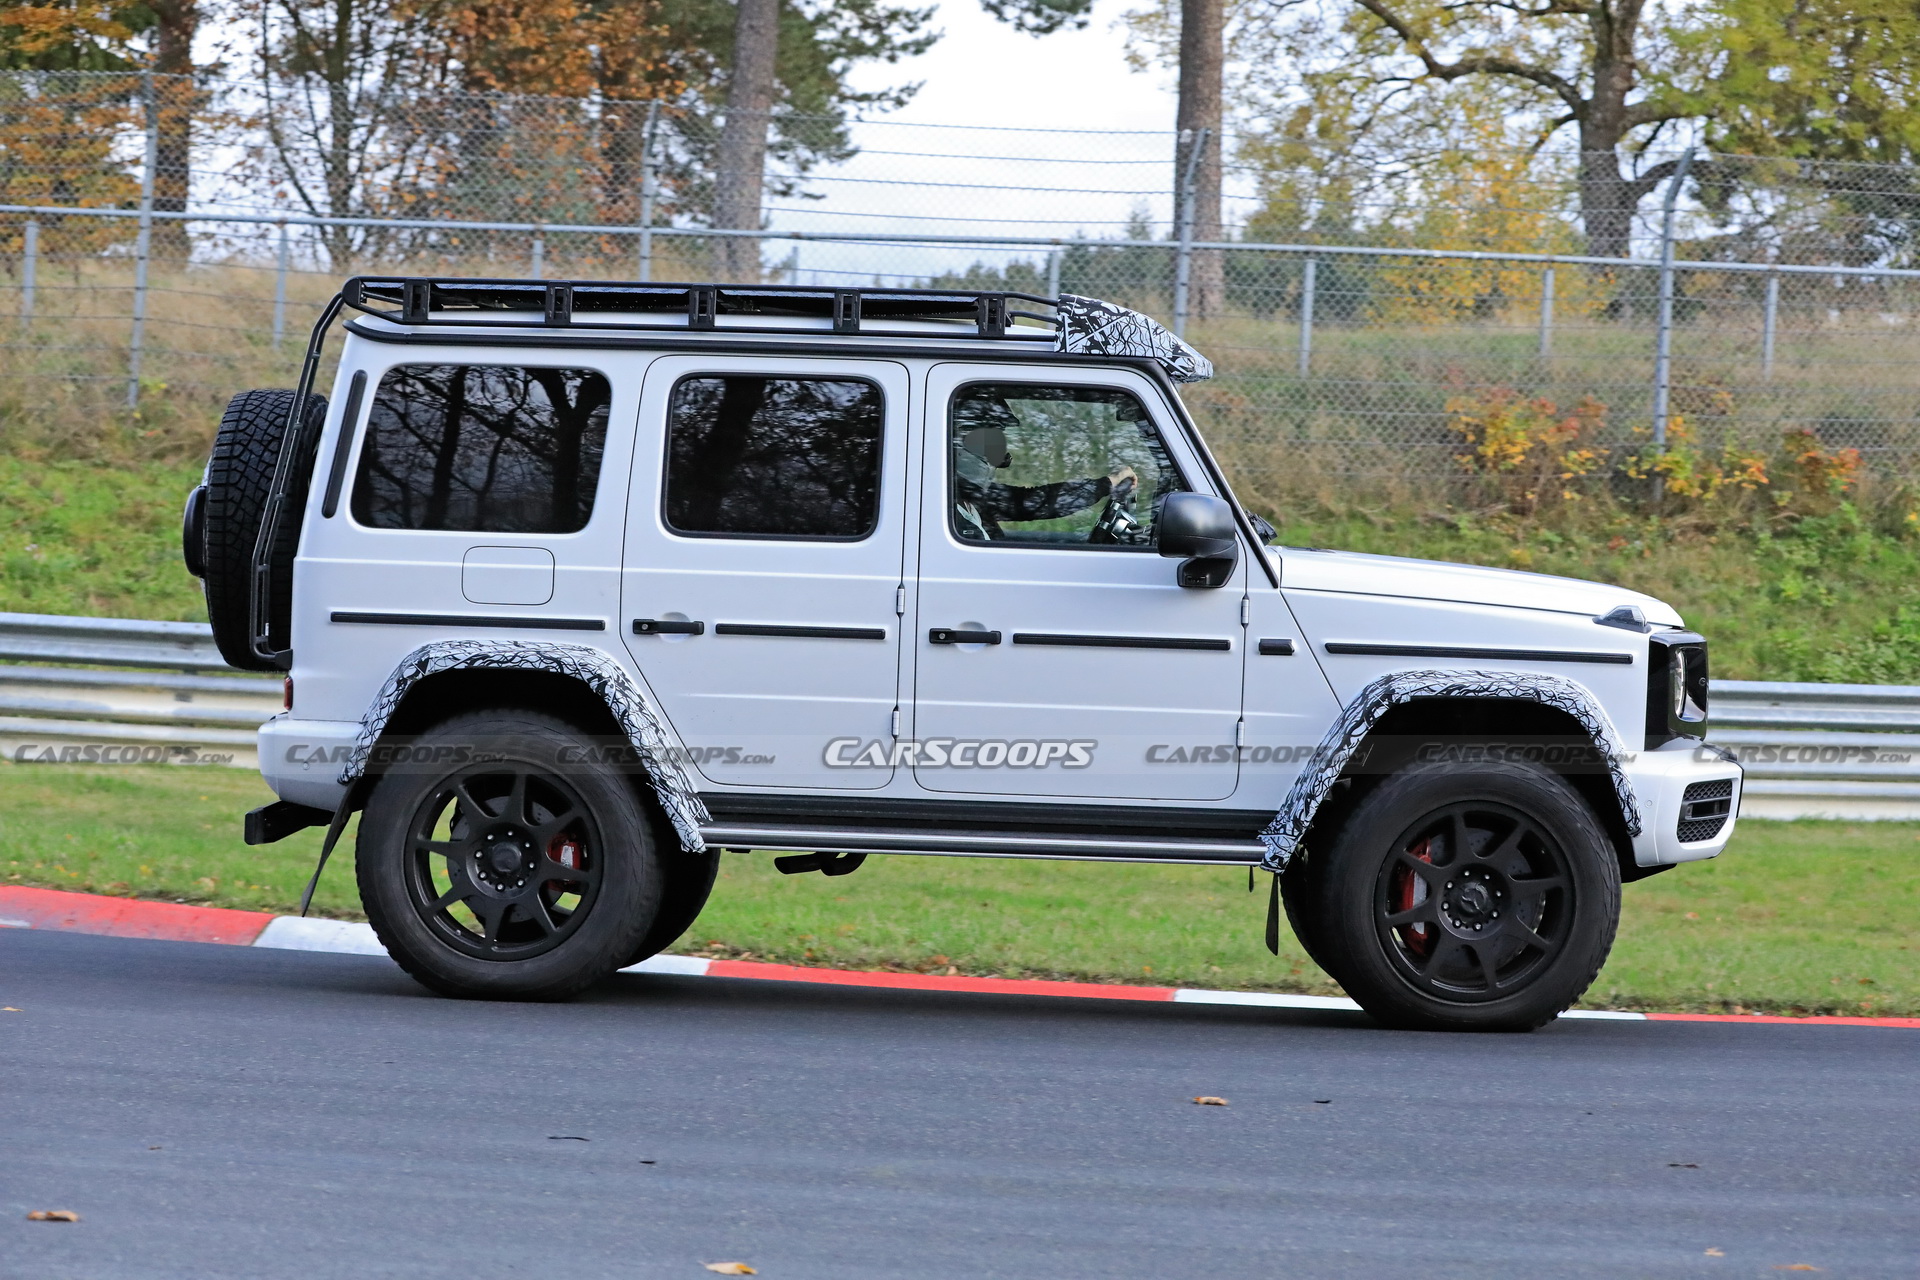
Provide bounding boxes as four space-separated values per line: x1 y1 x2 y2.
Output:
546 834 585 896
1394 838 1434 956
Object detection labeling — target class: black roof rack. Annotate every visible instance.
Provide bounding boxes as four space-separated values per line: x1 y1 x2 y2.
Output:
342 277 1061 343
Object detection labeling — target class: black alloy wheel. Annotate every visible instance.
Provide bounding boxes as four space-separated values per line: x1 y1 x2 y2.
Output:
404 763 604 961
357 710 662 1000
1316 760 1620 1032
1373 802 1573 1003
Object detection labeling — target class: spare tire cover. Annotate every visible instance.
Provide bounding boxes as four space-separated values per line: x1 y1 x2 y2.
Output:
196 389 327 671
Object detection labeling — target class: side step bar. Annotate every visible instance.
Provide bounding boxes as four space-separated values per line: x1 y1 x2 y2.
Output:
699 823 1268 866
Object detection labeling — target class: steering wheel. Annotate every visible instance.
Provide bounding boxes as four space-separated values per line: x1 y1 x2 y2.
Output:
1089 476 1140 545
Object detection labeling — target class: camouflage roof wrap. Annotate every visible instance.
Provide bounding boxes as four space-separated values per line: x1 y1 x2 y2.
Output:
1054 295 1215 383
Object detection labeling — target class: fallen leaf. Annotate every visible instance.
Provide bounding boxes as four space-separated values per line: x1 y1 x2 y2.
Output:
1191 1096 1228 1106
27 1210 79 1222
2 1007 19 1012
547 1135 589 1141
1313 1099 1332 1105
1705 1248 1724 1257
1668 1162 1700 1168
703 1264 756 1275
148 1146 162 1151
1774 1267 1819 1273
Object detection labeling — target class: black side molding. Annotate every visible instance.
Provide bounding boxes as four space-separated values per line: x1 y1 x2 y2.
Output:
1323 642 1633 665
1257 637 1296 655
714 623 887 640
331 611 606 631
1013 632 1232 652
245 800 331 846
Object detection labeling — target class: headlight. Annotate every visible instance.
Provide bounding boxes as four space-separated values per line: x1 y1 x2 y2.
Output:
1647 630 1709 748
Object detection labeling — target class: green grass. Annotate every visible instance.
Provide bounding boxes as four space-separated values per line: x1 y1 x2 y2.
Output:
4 763 1913 1017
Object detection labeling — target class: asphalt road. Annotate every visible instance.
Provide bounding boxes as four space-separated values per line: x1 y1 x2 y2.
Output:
2 929 1915 1280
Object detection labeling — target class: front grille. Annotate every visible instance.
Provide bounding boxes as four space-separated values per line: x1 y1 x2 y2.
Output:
1677 779 1735 843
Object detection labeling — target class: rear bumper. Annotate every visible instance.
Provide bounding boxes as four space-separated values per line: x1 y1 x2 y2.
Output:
1626 739 1743 867
257 715 358 812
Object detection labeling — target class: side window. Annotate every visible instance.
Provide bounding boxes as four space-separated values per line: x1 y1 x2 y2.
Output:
949 383 1188 549
663 376 884 540
351 364 610 533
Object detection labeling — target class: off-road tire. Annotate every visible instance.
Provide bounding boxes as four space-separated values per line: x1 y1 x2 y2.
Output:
194 388 326 670
356 711 663 1001
624 848 721 967
1315 760 1620 1032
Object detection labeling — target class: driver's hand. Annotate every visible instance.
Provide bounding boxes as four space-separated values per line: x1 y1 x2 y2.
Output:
1107 464 1138 490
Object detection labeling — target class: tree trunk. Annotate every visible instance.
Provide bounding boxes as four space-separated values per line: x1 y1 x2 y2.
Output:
715 0 780 282
1175 0 1224 319
149 0 196 262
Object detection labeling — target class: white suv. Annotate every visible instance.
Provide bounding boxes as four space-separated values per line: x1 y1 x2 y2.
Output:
183 278 1740 1029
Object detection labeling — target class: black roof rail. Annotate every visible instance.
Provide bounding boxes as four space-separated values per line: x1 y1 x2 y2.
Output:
342 277 1061 342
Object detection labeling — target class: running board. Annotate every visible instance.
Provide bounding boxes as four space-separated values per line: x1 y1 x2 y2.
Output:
699 823 1268 866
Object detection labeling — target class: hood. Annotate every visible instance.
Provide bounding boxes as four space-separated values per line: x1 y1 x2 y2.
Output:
1271 547 1684 627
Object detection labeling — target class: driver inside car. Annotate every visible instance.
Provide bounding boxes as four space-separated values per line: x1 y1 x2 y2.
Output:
952 410 1138 543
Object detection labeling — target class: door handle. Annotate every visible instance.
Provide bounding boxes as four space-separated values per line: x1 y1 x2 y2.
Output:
633 618 705 635
928 628 1001 645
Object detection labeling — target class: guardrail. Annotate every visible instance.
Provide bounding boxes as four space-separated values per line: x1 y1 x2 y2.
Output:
0 612 277 767
0 612 1916 816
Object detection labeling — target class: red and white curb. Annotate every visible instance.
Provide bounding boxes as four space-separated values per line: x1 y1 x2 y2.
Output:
5 885 1916 1029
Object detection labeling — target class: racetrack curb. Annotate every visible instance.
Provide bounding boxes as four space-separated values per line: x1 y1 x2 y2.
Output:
5 884 1916 1029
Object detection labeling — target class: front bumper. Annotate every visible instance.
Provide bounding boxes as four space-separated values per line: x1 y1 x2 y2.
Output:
1626 739 1743 867
257 715 359 812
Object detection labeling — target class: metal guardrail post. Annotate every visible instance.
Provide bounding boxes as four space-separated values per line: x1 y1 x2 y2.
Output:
1046 248 1062 301
19 217 35 326
1538 267 1554 358
1649 146 1696 466
1171 127 1206 339
530 226 544 279
1762 273 1779 380
126 72 158 409
271 221 289 350
1298 258 1316 377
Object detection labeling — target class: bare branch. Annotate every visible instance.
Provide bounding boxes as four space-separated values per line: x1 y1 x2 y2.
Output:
1350 0 1588 112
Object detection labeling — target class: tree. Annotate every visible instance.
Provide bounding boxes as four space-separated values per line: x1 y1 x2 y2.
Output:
713 0 778 278
1323 0 1695 259
1174 0 1222 316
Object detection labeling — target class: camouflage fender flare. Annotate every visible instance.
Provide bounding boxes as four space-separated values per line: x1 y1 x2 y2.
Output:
339 639 710 852
1258 668 1641 872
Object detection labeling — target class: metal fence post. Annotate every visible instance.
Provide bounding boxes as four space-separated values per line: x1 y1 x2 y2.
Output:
271 221 289 350
1649 146 1696 463
1539 267 1554 358
126 72 158 409
1297 258 1317 377
20 217 36 326
1762 273 1779 380
1046 248 1062 300
638 100 661 282
1171 127 1206 338
530 226 544 278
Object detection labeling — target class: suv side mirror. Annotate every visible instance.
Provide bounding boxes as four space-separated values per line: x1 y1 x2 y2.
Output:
1156 492 1239 588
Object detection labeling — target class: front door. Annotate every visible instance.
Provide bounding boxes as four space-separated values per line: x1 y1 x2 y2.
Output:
620 355 911 790
909 365 1245 801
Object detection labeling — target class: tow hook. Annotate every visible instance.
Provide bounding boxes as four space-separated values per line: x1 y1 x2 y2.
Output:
773 851 868 877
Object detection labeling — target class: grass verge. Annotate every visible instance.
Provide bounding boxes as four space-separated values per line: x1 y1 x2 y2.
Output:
2 763 1913 1017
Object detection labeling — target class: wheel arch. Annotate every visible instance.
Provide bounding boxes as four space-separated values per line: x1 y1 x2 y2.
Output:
340 640 710 852
1261 669 1644 881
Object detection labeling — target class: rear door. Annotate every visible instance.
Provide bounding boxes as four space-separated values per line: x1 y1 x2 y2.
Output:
619 355 912 790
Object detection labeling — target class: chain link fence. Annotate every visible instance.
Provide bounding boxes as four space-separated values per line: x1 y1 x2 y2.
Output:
2 70 1919 496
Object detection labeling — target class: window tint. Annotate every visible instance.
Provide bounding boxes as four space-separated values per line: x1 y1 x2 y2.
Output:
664 376 884 539
351 365 609 533
949 383 1188 549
